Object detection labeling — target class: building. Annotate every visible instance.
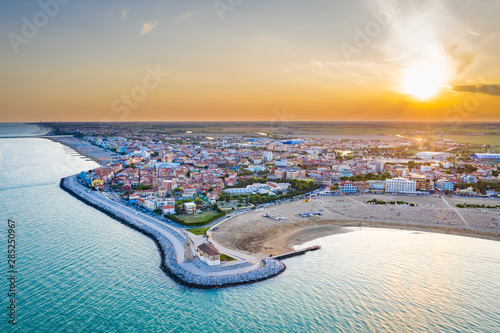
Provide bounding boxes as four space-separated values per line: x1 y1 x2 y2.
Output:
460 174 477 184
368 161 384 173
184 202 197 214
354 181 369 192
143 199 156 211
246 165 265 172
339 181 357 194
286 169 306 179
282 139 304 145
436 180 454 191
368 180 386 193
275 169 287 180
275 159 288 167
412 177 432 192
161 205 176 215
91 179 104 188
471 153 500 162
262 152 273 162
197 243 220 266
339 169 353 178
162 154 173 163
415 152 452 160
385 177 417 193
156 198 175 207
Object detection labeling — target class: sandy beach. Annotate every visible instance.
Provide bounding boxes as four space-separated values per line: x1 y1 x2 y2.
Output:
48 137 117 164
213 194 500 257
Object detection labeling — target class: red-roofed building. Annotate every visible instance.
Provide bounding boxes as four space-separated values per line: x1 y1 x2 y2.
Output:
162 205 176 215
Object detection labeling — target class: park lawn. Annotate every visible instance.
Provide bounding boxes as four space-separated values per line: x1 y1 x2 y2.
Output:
447 135 500 146
188 226 210 235
220 253 236 262
178 211 220 224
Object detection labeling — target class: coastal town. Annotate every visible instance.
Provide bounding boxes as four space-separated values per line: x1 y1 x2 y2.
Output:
52 124 500 214
43 123 500 269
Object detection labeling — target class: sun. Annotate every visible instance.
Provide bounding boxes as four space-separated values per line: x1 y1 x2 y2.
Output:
402 62 447 100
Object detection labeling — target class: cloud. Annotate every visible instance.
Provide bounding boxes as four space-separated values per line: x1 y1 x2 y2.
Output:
121 9 129 21
172 10 198 24
140 22 158 36
452 84 500 96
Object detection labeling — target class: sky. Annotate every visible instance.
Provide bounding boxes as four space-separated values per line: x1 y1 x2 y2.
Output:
1 0 499 122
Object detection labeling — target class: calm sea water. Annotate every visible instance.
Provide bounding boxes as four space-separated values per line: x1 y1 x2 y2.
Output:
1 124 500 332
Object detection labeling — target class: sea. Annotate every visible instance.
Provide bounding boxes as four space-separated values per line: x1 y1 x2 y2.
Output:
1 123 500 332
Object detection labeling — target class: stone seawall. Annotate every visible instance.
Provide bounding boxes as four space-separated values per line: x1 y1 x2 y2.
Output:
60 176 286 289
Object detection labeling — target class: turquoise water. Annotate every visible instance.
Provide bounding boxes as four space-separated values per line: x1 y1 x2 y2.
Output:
1 125 500 332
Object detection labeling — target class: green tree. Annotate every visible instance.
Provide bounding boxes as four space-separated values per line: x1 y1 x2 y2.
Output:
194 197 203 206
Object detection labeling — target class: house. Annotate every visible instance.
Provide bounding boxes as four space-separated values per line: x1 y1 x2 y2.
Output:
162 205 176 215
91 179 104 188
197 243 220 266
143 199 156 211
184 202 197 214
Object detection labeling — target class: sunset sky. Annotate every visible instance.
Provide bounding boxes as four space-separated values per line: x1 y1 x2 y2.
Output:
1 0 499 122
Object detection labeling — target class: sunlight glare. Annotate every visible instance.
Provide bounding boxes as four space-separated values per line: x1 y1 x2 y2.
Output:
402 62 447 100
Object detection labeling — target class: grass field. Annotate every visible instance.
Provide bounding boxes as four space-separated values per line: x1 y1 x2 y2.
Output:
188 226 210 235
178 211 219 224
447 135 500 146
220 253 236 262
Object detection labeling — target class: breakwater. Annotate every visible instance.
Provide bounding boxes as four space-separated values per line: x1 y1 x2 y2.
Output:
271 245 321 260
59 176 286 289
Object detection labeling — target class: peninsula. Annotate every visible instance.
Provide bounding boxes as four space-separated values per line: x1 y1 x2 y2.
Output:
43 122 500 288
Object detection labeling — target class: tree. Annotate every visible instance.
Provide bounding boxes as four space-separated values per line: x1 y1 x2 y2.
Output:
407 160 417 170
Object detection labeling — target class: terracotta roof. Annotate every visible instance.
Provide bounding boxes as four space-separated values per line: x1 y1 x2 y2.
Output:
197 243 220 256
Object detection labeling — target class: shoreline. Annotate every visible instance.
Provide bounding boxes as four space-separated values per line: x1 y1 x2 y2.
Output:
216 219 500 257
59 175 286 289
213 195 500 256
287 220 500 250
47 136 111 164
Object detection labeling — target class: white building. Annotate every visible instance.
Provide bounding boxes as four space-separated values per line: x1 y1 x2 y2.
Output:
385 177 417 193
161 205 176 215
420 165 433 173
368 161 384 173
262 152 273 162
197 243 220 266
275 159 288 167
416 152 452 160
184 202 197 214
143 199 157 211
156 198 175 208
